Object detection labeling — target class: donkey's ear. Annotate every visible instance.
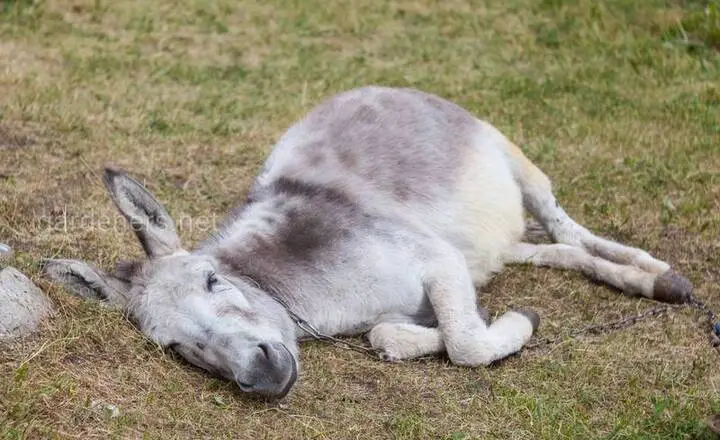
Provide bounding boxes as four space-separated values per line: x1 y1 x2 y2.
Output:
42 259 132 309
103 167 182 259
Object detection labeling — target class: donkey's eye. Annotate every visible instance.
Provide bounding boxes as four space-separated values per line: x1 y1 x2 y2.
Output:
206 273 219 292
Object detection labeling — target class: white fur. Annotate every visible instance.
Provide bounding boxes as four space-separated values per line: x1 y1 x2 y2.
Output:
443 127 525 285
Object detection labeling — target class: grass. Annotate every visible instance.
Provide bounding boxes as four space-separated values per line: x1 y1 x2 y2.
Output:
0 0 719 438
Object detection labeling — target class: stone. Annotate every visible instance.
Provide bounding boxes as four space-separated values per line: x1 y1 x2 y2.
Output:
0 243 12 259
90 400 122 419
0 267 54 339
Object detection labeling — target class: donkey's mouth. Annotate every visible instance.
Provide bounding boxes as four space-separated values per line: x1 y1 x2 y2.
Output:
235 342 298 400
273 345 298 399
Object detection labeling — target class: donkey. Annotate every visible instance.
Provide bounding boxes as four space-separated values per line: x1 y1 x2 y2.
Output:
43 86 693 400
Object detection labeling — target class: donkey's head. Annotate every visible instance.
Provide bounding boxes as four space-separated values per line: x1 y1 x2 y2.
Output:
43 169 299 399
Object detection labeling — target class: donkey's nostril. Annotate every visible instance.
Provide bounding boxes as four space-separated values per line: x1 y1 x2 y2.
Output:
238 382 254 391
257 342 271 359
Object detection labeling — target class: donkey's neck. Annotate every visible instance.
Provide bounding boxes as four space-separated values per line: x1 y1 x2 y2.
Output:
234 274 316 341
197 190 328 332
197 176 382 338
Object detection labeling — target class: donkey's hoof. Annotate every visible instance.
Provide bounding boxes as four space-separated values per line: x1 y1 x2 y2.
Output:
653 270 693 304
380 352 402 363
513 308 540 332
478 306 490 325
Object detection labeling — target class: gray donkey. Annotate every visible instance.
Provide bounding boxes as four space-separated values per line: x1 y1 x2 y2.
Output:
43 86 692 400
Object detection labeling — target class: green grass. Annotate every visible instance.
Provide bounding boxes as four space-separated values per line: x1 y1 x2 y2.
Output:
1 0 719 438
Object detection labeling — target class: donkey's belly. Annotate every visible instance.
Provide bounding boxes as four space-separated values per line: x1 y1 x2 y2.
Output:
331 290 436 337
296 235 436 337
389 122 525 285
312 277 434 337
441 125 525 284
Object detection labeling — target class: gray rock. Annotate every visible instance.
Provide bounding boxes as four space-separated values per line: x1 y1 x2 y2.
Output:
0 267 54 339
0 243 12 259
90 400 122 419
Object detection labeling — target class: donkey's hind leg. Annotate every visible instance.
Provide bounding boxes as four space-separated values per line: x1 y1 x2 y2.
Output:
528 197 670 275
497 134 692 303
496 132 670 275
521 183 693 302
504 243 693 303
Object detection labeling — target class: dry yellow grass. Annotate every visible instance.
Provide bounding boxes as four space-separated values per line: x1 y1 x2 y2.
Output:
1 0 719 438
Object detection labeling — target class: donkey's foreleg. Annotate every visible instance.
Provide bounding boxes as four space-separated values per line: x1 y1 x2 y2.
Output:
368 323 444 361
368 308 492 362
423 245 538 366
505 243 693 302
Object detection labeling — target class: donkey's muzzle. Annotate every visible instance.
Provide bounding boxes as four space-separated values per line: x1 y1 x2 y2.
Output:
236 342 298 399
